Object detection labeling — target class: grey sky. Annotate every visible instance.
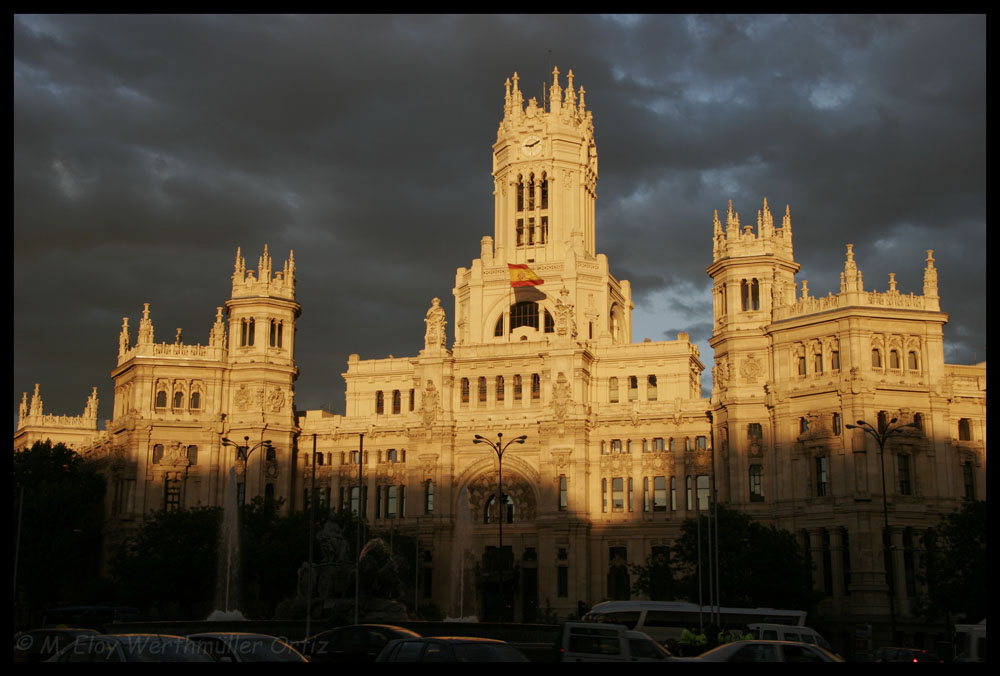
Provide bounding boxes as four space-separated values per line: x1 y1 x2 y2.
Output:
14 14 986 424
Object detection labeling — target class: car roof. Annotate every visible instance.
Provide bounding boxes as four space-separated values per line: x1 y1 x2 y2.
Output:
418 636 508 643
188 632 282 639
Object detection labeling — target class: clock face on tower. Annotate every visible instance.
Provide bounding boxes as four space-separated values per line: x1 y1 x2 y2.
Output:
522 135 542 157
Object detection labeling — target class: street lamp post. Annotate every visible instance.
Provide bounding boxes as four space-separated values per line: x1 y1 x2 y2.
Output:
221 435 273 508
473 433 526 570
845 417 919 644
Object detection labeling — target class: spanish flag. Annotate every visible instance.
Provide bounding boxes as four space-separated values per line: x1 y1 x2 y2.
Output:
508 263 544 287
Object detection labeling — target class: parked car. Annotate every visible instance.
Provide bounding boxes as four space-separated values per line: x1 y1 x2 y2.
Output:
873 646 943 663
187 632 307 662
295 624 420 662
679 639 844 662
375 636 530 662
554 621 674 662
746 622 835 653
14 628 100 663
47 633 214 662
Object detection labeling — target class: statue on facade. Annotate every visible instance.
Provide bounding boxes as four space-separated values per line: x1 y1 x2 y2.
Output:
424 297 447 349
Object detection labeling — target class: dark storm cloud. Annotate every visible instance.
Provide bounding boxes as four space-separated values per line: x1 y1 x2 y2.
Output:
14 14 985 423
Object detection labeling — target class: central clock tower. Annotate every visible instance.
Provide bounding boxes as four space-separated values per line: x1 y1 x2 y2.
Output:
492 68 598 265
450 68 632 348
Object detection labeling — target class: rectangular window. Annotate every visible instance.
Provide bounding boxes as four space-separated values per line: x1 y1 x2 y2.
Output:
833 413 842 436
609 377 619 403
628 477 634 512
531 373 540 400
611 439 622 454
815 352 823 373
392 389 401 414
816 457 829 497
686 476 693 511
670 476 677 511
164 476 182 512
409 389 415 411
653 437 665 452
653 476 667 512
831 351 840 370
798 356 807 375
496 376 504 402
461 379 469 404
748 423 763 440
749 464 764 502
376 390 384 414
643 477 650 512
558 566 568 598
695 436 707 450
696 475 710 511
958 418 971 441
558 475 567 511
647 375 657 400
898 455 911 495
612 477 624 512
425 480 435 513
628 376 638 401
478 377 487 403
514 375 522 401
963 461 975 499
601 478 607 513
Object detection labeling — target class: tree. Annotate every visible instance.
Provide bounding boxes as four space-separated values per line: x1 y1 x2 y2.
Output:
669 505 816 612
109 506 221 619
630 547 678 600
917 500 986 624
241 496 312 617
14 441 106 624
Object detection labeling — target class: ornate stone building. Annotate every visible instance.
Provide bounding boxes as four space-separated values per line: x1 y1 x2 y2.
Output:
16 68 985 647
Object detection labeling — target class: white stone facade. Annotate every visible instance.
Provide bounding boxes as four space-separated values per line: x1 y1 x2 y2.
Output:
16 68 985 642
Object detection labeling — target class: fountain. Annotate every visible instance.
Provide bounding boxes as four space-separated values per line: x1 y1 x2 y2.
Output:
206 467 247 621
446 485 477 621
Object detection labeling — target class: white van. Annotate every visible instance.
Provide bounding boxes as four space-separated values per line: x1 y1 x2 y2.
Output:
747 623 834 653
554 622 674 662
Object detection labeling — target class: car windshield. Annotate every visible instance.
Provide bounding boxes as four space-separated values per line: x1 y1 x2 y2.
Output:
118 637 214 662
452 642 528 662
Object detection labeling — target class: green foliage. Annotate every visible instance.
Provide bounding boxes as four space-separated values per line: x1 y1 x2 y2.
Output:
14 441 106 616
670 505 816 612
109 505 221 619
241 496 312 617
630 548 678 600
916 500 986 624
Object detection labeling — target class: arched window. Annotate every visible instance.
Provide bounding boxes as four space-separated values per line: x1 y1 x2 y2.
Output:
173 391 184 409
155 390 167 408
653 476 667 512
392 389 401 414
241 318 255 347
510 301 539 331
516 175 524 212
152 444 164 464
461 378 470 404
907 351 919 370
647 375 657 400
872 348 882 368
544 309 554 333
265 446 276 462
478 377 487 403
540 172 548 209
898 454 911 495
495 315 504 337
496 375 505 401
269 319 283 348
376 390 384 414
889 350 901 369
485 493 514 524
958 418 971 441
190 391 201 410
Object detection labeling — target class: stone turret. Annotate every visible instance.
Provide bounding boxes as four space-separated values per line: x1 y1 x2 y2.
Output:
231 244 296 301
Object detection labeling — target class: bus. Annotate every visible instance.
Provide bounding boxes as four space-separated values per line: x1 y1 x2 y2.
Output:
582 600 806 645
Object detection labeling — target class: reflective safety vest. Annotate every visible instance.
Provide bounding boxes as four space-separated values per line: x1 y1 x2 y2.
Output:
680 629 696 645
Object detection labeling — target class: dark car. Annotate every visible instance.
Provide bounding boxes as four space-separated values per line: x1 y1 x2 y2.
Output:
295 624 420 662
47 633 214 662
376 636 530 662
874 646 943 663
14 628 100 663
678 639 844 662
187 632 308 662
